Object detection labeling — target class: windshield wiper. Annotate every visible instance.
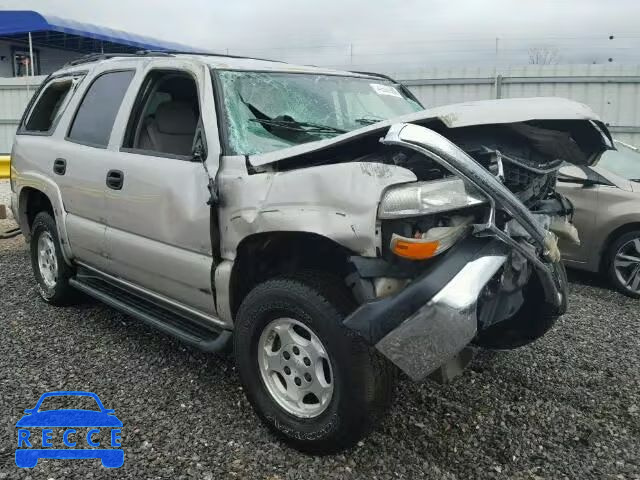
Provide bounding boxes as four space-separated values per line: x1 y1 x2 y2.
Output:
355 117 384 126
249 117 346 135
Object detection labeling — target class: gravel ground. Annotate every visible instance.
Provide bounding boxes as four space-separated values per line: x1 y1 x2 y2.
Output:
1 216 639 479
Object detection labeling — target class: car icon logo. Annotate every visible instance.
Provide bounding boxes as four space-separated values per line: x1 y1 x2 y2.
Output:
15 391 123 468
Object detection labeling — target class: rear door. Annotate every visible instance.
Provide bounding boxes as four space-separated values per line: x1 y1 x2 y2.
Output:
54 63 137 269
101 58 221 316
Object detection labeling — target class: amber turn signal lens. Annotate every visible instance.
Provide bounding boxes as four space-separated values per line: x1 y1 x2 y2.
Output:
391 238 440 260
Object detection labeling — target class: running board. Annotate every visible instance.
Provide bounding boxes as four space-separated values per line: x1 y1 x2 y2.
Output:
69 271 231 353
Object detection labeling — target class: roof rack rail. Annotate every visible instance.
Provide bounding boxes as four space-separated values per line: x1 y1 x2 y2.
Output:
64 49 286 68
65 50 172 67
350 70 399 83
350 70 423 105
141 49 286 64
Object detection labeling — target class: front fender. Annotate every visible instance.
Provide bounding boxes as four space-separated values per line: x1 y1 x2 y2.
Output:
219 161 417 259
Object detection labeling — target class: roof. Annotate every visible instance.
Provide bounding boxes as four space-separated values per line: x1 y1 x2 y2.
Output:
0 10 199 53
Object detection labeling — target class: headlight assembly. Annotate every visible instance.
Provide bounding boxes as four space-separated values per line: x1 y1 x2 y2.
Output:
378 178 485 220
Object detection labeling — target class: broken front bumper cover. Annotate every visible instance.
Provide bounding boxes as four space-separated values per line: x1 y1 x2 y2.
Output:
343 123 569 381
344 238 511 381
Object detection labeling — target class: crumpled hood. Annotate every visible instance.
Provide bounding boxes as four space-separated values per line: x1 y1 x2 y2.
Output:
407 96 603 128
249 97 610 167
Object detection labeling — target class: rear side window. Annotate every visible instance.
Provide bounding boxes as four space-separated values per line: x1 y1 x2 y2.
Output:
24 79 74 132
68 70 135 148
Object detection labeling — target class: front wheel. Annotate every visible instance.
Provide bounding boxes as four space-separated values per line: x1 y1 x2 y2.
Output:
234 274 395 454
607 230 640 298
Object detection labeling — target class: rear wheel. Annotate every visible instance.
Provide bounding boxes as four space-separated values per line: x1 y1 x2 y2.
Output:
607 230 640 298
234 273 395 453
29 211 77 305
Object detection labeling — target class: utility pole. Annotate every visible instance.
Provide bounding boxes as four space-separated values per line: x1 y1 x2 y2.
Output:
28 31 34 77
349 43 353 65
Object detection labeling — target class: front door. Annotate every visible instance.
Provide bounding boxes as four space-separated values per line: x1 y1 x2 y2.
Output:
101 61 221 316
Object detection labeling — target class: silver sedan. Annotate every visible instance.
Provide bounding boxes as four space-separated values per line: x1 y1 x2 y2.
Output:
557 141 640 297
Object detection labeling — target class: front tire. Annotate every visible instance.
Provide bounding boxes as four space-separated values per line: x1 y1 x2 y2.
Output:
234 274 395 454
29 211 76 305
607 230 640 298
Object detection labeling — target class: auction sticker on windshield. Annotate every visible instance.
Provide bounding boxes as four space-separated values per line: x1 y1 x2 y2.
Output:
15 391 124 468
370 83 402 98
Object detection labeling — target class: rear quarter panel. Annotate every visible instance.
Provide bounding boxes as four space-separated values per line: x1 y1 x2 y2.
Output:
10 135 75 262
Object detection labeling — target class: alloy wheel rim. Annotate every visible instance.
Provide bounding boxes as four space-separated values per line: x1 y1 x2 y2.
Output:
37 232 58 289
258 318 334 418
614 237 640 294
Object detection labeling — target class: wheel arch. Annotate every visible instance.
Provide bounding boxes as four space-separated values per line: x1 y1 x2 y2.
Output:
15 177 73 265
599 222 640 272
228 231 356 319
19 187 54 233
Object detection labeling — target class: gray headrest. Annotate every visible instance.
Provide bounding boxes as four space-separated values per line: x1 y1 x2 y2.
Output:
155 101 197 135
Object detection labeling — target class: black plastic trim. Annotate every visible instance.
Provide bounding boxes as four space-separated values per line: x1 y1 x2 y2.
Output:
69 273 231 353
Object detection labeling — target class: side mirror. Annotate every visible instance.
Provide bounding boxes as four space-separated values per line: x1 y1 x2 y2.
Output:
23 408 35 414
104 409 116 415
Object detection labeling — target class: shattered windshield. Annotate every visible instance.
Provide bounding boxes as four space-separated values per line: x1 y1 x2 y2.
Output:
216 70 422 156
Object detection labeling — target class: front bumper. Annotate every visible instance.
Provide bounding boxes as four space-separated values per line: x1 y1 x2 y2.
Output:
345 237 566 381
375 252 506 381
344 238 506 381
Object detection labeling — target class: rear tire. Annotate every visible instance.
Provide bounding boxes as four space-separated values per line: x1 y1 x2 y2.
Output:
234 273 395 454
606 230 640 298
29 211 77 305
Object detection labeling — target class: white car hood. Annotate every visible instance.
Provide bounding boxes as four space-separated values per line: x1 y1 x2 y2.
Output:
249 97 607 167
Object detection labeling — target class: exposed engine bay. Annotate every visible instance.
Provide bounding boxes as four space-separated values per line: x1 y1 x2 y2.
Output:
365 119 596 348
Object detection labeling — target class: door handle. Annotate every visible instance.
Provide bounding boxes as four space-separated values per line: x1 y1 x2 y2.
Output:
53 158 66 175
106 169 124 190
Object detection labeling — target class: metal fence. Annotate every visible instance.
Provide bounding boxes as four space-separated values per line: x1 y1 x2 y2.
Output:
2 64 640 154
0 76 44 154
393 64 640 146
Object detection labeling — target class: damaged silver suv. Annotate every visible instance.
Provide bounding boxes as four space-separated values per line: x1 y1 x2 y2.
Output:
10 52 613 453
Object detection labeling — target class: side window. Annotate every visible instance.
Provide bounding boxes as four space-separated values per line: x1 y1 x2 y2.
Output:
122 71 200 157
23 79 75 133
68 70 135 148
